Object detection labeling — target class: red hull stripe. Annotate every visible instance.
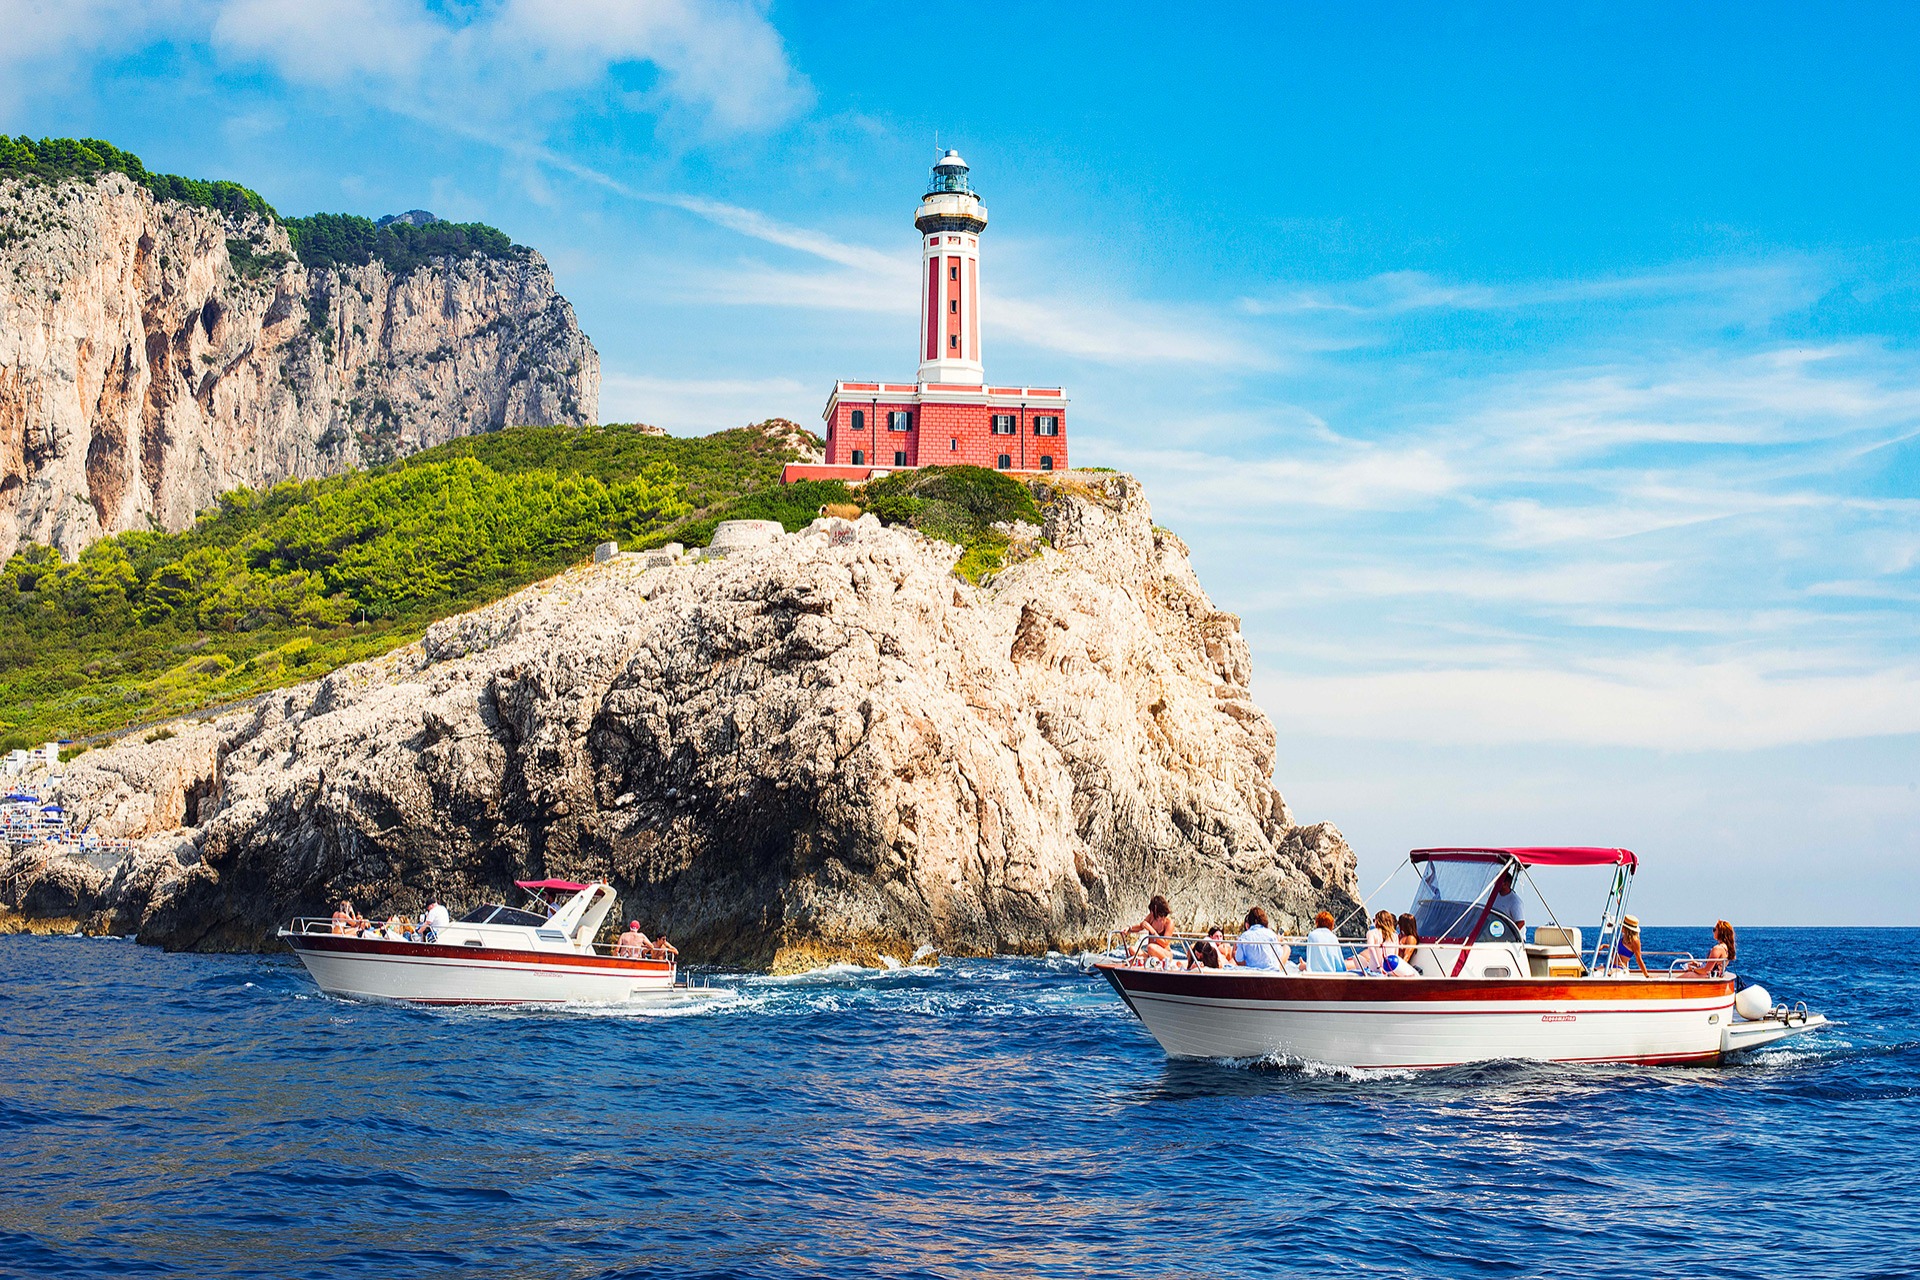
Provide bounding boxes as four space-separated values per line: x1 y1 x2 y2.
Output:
1124 992 1732 1018
286 934 672 975
1101 964 1731 1003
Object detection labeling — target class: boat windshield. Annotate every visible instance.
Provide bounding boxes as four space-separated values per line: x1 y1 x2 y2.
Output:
1412 857 1508 941
455 904 551 927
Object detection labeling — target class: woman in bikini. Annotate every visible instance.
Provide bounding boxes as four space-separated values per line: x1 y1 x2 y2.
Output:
1359 910 1399 973
1684 920 1736 976
1122 895 1175 965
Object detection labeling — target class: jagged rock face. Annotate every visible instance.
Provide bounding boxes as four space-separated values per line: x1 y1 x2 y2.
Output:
8 475 1358 966
0 172 599 562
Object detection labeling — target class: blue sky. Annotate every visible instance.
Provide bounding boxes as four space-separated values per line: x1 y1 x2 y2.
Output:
6 1 1917 924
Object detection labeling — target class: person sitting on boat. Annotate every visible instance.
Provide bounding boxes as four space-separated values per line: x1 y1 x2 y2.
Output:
1187 927 1235 970
1234 907 1289 970
1357 909 1399 973
1304 911 1348 974
424 901 451 935
1682 920 1736 977
1121 895 1176 965
1490 870 1526 936
1609 915 1652 977
1377 912 1422 977
614 922 651 958
330 900 359 936
381 914 411 941
1207 926 1237 967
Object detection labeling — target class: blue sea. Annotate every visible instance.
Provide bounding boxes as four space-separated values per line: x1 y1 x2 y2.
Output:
1 927 1912 1279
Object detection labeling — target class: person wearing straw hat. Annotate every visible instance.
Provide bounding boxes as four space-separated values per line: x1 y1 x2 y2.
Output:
1609 915 1652 978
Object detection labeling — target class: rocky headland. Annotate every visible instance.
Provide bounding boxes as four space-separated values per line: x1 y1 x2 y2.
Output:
0 171 598 562
4 473 1358 968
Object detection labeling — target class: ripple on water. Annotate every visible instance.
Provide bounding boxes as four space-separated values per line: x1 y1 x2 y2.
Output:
0 928 1912 1279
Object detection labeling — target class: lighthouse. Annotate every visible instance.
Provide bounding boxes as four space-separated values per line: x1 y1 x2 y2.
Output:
916 150 987 385
789 150 1071 483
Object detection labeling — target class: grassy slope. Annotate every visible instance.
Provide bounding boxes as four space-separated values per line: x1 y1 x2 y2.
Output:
0 414 1049 753
0 424 813 751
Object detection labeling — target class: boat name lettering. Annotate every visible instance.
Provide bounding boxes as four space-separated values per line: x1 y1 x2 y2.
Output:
1541 1013 1577 1023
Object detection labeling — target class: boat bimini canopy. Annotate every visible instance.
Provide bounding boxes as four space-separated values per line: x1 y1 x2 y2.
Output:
539 882 621 951
1411 846 1638 871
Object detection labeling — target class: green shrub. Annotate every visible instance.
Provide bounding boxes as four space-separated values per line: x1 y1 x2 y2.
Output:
663 479 854 548
0 136 274 219
284 212 527 275
0 423 819 745
855 466 1043 582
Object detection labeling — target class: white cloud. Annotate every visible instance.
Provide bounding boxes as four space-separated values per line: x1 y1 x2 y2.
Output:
210 0 811 137
0 0 205 117
1104 439 1462 513
599 370 812 433
1260 659 1920 751
1243 261 1815 321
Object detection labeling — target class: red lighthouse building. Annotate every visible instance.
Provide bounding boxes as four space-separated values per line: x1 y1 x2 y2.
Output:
783 151 1069 483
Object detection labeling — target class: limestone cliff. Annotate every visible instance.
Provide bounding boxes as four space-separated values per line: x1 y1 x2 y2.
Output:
0 172 599 561
5 474 1358 967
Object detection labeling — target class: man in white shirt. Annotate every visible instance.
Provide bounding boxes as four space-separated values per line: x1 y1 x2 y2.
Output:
1490 870 1526 935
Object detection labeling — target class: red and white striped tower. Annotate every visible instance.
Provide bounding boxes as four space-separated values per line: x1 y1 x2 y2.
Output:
916 150 987 386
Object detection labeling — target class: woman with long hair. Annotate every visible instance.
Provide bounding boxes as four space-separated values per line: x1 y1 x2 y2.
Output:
1359 909 1398 973
1684 920 1737 976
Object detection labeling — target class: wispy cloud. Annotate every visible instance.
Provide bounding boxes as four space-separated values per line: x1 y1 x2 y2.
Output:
641 192 1269 368
1261 658 1920 751
1241 261 1816 321
599 370 811 432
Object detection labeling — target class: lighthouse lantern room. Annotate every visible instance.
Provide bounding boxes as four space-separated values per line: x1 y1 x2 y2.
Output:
786 151 1070 483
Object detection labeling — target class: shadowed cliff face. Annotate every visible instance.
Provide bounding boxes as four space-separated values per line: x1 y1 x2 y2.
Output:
0 172 599 562
6 475 1359 968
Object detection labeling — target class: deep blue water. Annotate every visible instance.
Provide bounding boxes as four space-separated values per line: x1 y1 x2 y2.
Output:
1 927 1914 1279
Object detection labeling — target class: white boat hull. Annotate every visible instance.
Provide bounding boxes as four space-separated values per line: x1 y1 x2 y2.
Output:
284 933 677 1005
1098 965 1805 1069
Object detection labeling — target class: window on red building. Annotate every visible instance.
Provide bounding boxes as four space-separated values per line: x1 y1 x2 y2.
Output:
991 414 1015 435
996 453 1010 470
850 409 864 430
851 449 865 465
893 450 907 467
950 438 957 451
888 410 911 431
949 334 958 349
1034 415 1059 436
1040 455 1055 471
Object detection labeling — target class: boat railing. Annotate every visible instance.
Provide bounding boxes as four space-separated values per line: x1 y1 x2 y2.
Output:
1102 930 1729 979
281 916 677 961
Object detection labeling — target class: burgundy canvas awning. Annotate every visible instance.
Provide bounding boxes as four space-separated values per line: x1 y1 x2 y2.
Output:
1410 847 1638 871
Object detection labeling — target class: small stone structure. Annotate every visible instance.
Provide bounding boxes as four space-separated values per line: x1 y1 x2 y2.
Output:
707 520 786 556
592 541 619 563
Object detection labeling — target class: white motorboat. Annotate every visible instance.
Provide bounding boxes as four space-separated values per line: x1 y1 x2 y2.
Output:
1099 846 1828 1070
280 879 699 1006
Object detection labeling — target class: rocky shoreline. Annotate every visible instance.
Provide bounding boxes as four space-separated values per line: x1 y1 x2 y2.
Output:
2 473 1358 969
